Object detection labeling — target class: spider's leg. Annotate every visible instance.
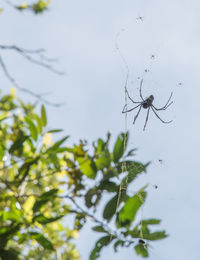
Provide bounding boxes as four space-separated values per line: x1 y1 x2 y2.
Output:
151 107 172 124
139 79 145 101
152 102 173 111
164 100 173 110
133 105 142 124
125 88 141 104
143 107 150 131
164 92 173 108
153 92 173 111
122 104 127 113
122 103 141 113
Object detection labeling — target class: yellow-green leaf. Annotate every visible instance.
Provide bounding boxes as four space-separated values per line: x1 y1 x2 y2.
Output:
41 105 47 126
117 185 147 227
25 117 38 141
24 196 35 214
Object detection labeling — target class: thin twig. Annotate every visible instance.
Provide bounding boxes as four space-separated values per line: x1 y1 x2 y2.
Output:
61 194 135 244
0 45 64 75
0 55 64 107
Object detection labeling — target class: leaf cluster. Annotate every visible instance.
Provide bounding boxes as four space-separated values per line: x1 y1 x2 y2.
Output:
0 1 51 14
16 0 51 14
0 92 79 259
0 91 167 259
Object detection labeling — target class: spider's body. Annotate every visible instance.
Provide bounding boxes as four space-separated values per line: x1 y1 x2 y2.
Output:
142 95 154 109
122 80 173 131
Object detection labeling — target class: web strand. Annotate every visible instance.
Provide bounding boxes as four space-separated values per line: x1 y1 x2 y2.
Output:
114 29 148 245
114 29 129 224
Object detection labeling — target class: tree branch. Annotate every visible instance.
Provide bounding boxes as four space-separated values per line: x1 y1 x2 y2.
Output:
0 54 64 107
0 45 64 75
61 194 135 244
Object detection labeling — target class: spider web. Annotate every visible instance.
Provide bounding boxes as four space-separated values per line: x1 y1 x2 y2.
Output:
114 28 147 235
113 29 162 256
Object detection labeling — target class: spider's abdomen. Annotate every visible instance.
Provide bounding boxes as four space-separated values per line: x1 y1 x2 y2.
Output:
142 95 154 109
142 102 149 109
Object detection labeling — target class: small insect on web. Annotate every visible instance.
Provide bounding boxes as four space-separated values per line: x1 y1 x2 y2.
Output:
122 79 173 131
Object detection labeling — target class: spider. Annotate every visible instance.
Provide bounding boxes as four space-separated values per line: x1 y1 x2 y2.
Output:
122 79 173 131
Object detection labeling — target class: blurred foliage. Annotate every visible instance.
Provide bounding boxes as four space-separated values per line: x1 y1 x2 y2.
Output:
0 0 51 14
0 90 79 259
0 90 167 259
16 0 51 14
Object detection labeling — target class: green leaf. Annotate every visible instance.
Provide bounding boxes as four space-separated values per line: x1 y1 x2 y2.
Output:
63 147 74 153
1 212 21 223
0 95 17 111
92 226 107 233
10 199 22 220
95 149 111 170
117 186 147 227
32 214 64 224
103 191 127 222
65 158 76 168
78 158 97 179
33 189 58 212
120 161 149 186
113 133 128 163
9 135 28 154
25 117 38 141
16 157 39 185
40 189 59 199
113 240 125 252
102 169 118 181
134 244 148 257
140 219 161 226
47 129 63 133
99 180 119 193
0 248 19 260
52 147 70 153
126 148 137 157
85 188 100 208
15 3 28 10
142 231 168 241
0 224 21 239
0 144 5 161
32 114 43 134
26 138 36 153
32 0 49 14
29 232 54 251
47 153 59 168
103 195 118 221
46 136 69 153
0 112 10 121
90 235 114 260
0 227 8 235
97 138 105 154
125 230 140 238
41 105 47 126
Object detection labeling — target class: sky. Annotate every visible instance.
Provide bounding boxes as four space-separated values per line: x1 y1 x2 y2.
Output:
0 0 200 259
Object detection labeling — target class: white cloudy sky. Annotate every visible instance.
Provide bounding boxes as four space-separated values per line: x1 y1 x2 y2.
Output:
1 0 200 259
